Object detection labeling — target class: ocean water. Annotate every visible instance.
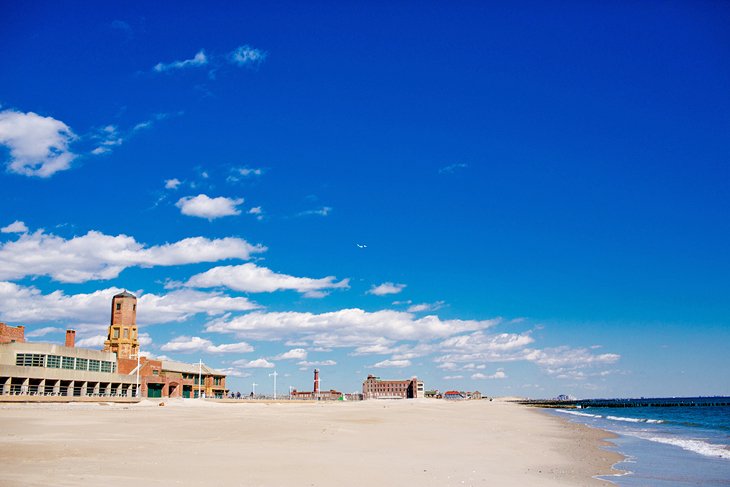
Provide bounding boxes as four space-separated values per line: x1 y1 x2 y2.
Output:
550 397 730 486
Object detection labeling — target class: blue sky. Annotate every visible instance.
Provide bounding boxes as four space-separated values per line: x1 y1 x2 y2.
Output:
1 1 728 398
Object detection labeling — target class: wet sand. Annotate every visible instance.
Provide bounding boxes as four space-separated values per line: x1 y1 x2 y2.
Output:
0 398 622 486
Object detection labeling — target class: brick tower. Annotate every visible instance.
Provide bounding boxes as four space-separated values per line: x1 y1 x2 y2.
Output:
103 291 139 360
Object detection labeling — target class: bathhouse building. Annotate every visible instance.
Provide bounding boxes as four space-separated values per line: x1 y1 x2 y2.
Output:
0 291 227 399
362 374 424 399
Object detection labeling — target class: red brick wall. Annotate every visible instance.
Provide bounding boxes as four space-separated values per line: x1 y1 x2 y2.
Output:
0 323 25 343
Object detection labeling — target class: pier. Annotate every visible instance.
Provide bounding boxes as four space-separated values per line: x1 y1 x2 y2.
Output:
516 397 730 409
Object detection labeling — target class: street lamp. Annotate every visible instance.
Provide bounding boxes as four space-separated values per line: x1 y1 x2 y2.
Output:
269 370 278 400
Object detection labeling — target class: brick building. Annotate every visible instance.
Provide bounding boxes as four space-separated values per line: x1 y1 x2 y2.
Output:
0 292 227 399
291 368 342 400
0 322 25 344
362 374 424 399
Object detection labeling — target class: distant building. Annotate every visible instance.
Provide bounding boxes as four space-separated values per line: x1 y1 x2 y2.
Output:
362 375 424 399
0 292 226 399
443 390 465 400
291 368 342 400
424 389 440 398
469 391 482 400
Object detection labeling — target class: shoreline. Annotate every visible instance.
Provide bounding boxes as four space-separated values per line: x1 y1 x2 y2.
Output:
532 406 626 483
0 398 623 486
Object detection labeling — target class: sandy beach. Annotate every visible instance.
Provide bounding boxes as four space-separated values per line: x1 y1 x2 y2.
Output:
0 398 621 486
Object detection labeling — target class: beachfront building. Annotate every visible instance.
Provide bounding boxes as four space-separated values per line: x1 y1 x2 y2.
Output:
0 292 227 399
105 291 227 398
362 374 424 399
443 390 466 400
137 359 227 399
291 368 343 400
0 325 137 396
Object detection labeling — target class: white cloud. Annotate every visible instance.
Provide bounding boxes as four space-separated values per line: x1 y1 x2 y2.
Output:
205 309 498 347
443 375 463 380
434 334 620 380
524 346 620 368
248 207 263 220
229 45 267 67
372 359 411 368
0 227 264 282
90 125 123 155
1 221 28 234
471 369 507 380
160 336 254 354
185 263 349 296
138 333 153 347
407 301 445 313
217 368 252 378
273 349 308 360
176 194 244 219
0 282 259 325
0 109 77 177
25 326 64 338
298 207 331 217
165 178 181 189
233 358 275 369
154 50 208 72
439 163 468 174
75 335 106 348
137 289 260 323
297 360 336 367
368 282 406 296
237 167 263 176
439 331 535 354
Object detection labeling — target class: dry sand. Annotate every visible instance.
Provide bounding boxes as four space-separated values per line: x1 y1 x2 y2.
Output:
0 398 622 486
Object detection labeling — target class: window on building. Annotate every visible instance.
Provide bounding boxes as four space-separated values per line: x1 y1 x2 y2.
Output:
101 361 112 373
75 358 88 371
116 303 121 311
214 377 221 386
133 304 136 311
152 370 159 375
15 354 45 367
113 328 119 339
47 355 61 368
123 329 129 339
62 356 75 369
89 359 100 372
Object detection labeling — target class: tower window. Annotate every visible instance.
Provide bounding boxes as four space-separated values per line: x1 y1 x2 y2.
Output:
116 303 121 311
133 304 136 311
113 328 120 339
123 329 129 339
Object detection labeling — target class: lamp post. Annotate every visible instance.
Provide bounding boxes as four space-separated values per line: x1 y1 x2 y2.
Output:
198 359 203 399
269 370 278 400
135 351 140 398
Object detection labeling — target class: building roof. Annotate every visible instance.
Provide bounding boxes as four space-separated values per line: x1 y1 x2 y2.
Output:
114 290 136 299
161 360 223 376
